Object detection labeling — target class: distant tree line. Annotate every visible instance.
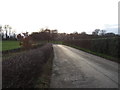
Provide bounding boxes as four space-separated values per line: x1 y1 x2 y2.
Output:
1 24 118 41
30 28 58 41
54 29 118 41
17 28 58 49
16 28 118 45
0 25 17 40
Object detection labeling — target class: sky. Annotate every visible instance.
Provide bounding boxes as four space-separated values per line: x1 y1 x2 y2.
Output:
0 0 119 34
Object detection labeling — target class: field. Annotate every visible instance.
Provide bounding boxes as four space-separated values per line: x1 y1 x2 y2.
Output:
2 40 20 51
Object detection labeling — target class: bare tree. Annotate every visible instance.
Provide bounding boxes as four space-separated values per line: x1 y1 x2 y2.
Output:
0 25 2 32
81 32 86 35
4 25 8 39
0 25 2 39
92 29 100 35
9 26 12 38
99 30 106 36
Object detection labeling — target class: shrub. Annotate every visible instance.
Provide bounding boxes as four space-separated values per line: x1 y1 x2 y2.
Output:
63 37 120 58
2 43 53 88
17 33 32 50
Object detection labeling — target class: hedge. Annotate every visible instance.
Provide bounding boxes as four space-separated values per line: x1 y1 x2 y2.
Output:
63 37 120 58
2 43 53 88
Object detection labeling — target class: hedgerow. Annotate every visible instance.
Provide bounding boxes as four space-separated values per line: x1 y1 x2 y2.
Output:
63 37 120 59
2 43 53 88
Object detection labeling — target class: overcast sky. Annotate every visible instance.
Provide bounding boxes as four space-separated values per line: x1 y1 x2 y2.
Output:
0 0 119 34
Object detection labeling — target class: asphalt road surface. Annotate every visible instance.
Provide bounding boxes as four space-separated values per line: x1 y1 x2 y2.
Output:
50 44 119 88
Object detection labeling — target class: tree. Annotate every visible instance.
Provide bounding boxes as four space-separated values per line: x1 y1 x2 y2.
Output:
50 29 58 41
17 32 32 49
105 33 115 36
0 25 3 39
0 25 2 32
4 25 8 39
92 29 100 35
99 30 106 36
4 25 11 39
8 26 12 38
11 30 16 39
81 32 86 35
73 31 78 34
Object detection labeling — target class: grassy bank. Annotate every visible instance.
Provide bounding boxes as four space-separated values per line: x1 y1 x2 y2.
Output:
35 50 54 88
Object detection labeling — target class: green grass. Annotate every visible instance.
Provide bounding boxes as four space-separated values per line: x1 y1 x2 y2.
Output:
50 41 63 44
2 40 20 51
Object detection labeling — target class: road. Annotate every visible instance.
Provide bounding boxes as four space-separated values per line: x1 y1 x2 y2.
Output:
50 44 119 88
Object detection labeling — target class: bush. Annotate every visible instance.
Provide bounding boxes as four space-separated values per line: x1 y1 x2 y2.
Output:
63 37 120 58
2 43 53 88
91 38 119 58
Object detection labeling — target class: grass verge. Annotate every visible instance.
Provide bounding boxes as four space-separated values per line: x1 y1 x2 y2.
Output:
34 50 54 88
50 41 63 44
